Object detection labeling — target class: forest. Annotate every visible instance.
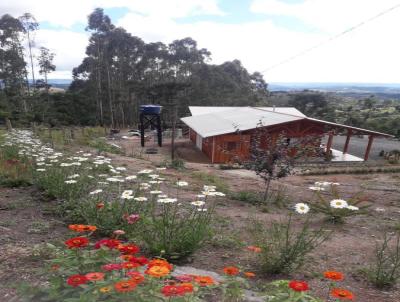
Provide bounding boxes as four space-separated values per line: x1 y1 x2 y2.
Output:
0 8 269 129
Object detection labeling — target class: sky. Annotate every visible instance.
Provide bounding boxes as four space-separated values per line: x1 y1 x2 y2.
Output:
2 0 400 83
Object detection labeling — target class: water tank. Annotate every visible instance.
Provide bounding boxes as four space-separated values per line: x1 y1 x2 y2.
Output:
140 105 162 115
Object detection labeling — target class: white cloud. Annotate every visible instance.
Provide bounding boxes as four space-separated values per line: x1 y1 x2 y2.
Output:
26 29 88 80
3 0 400 82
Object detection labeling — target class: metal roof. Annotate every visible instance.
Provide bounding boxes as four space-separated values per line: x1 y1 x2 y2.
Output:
181 106 393 138
181 107 304 138
189 106 306 117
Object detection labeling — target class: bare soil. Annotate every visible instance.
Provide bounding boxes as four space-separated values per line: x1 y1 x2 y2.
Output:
2 136 400 301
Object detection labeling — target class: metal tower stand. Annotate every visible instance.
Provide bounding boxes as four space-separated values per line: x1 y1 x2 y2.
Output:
139 112 162 147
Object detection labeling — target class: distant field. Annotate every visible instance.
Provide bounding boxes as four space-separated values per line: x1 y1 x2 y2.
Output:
325 135 400 160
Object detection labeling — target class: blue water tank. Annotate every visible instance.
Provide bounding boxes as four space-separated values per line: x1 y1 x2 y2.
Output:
140 105 162 115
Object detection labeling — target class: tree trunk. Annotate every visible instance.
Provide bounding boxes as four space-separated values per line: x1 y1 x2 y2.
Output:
263 178 272 202
106 62 114 128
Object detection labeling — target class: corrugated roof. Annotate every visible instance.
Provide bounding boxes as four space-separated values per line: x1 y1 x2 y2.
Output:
181 106 393 138
181 107 304 138
189 106 306 117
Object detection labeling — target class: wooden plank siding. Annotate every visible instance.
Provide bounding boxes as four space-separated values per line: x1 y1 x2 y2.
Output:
189 119 328 163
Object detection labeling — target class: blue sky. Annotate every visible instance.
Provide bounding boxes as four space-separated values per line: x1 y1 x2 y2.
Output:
3 0 400 83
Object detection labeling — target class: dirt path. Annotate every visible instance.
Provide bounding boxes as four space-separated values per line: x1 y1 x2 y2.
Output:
0 186 67 301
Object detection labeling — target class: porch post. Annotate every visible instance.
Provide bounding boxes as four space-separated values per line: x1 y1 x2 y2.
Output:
343 129 352 154
364 135 374 161
326 132 334 154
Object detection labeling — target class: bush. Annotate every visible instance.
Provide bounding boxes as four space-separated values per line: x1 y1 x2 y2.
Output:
230 190 262 205
365 231 400 288
20 227 218 302
250 215 330 274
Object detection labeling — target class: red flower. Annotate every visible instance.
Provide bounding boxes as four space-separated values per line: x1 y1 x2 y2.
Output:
67 274 88 287
223 266 240 276
65 237 89 249
331 288 354 300
114 280 137 293
118 244 140 255
102 263 123 271
94 238 121 249
289 280 309 292
161 285 186 297
132 256 148 266
85 272 105 281
324 271 344 281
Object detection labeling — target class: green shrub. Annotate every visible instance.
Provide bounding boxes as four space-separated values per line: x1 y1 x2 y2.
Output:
88 138 122 154
250 215 330 274
365 231 400 288
230 190 262 205
191 171 229 193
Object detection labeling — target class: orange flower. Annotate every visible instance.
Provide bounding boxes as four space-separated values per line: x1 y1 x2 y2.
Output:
127 271 145 284
247 246 262 253
194 275 215 287
148 259 173 270
85 272 105 281
331 288 354 300
114 280 137 293
223 266 240 276
99 286 112 293
122 262 140 270
180 282 194 293
324 271 344 281
145 265 171 278
244 272 256 278
65 237 89 249
96 202 105 209
68 224 97 232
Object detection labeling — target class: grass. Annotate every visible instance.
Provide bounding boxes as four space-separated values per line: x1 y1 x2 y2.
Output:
230 190 262 205
191 171 229 193
27 221 50 234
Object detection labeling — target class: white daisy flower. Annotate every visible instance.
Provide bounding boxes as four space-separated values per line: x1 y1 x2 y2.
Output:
89 189 103 195
116 167 126 171
347 205 359 211
156 167 166 170
150 190 163 195
138 169 153 174
121 190 134 199
125 175 137 180
36 168 46 172
294 203 310 214
157 198 177 204
191 200 205 207
134 197 148 202
65 180 77 184
309 186 325 191
176 181 188 187
330 199 348 209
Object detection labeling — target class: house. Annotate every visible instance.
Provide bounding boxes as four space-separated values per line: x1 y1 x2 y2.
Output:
181 106 392 163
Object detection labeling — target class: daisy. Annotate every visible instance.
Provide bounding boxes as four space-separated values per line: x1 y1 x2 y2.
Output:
138 169 153 174
89 189 103 195
191 200 205 207
157 198 177 204
125 175 137 180
150 190 163 195
176 181 188 187
330 199 348 209
309 186 325 191
65 180 77 184
347 205 359 211
294 203 310 214
134 197 148 202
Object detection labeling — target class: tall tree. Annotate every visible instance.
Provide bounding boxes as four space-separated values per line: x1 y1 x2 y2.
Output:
37 47 55 89
0 14 28 114
19 13 38 91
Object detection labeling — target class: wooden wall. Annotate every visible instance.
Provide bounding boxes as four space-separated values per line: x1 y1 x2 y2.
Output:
191 119 327 163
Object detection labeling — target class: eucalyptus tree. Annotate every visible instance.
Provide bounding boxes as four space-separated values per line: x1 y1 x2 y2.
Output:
0 14 28 113
18 13 38 91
